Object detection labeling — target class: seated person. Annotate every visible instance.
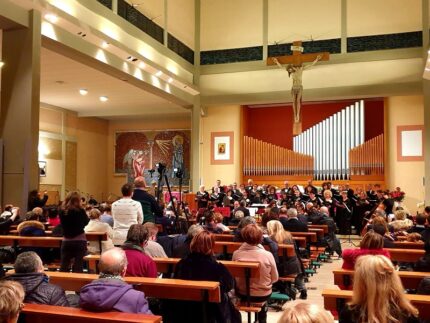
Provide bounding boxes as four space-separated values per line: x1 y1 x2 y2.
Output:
17 211 45 236
282 208 308 232
32 207 45 222
342 231 390 270
414 241 430 272
233 216 256 242
389 209 413 233
420 215 430 244
79 247 152 314
406 232 423 243
214 212 230 233
142 222 167 258
202 211 223 233
339 255 418 323
408 213 426 234
172 224 204 259
172 231 240 323
372 223 396 248
100 204 114 227
121 225 157 278
47 207 60 227
0 206 19 234
3 251 69 306
232 224 278 323
0 281 25 323
84 209 114 254
279 300 334 323
417 277 430 295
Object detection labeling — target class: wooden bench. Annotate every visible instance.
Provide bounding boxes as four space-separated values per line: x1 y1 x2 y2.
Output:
212 234 307 248
291 231 317 243
392 241 425 250
388 248 424 262
308 228 324 239
333 269 430 290
308 224 328 234
213 241 295 257
322 289 430 320
21 303 161 323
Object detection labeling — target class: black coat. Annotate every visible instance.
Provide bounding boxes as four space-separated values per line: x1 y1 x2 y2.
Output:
132 189 162 223
59 208 89 239
339 304 419 323
28 194 48 211
414 253 430 272
4 273 69 306
282 218 308 232
171 253 239 323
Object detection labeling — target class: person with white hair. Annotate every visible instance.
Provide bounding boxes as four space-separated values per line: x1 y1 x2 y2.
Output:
282 208 308 232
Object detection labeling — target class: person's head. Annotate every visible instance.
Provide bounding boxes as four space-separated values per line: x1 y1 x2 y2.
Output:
372 223 388 237
394 209 407 221
372 215 388 228
0 281 25 323
239 200 246 207
234 210 245 220
360 230 384 250
233 200 240 209
373 208 386 218
278 300 334 323
406 233 422 243
424 206 430 217
63 191 81 210
134 176 146 189
216 179 221 186
415 213 427 225
213 212 223 224
47 207 58 219
125 224 149 247
267 220 292 244
323 190 332 199
14 251 44 274
25 211 38 221
98 247 128 277
351 255 418 322
143 222 159 240
241 224 263 246
306 202 314 211
237 216 256 229
261 211 279 228
88 208 101 220
279 207 288 218
187 224 204 239
287 208 298 219
121 183 134 197
320 206 329 216
382 199 394 214
32 207 43 217
190 230 215 256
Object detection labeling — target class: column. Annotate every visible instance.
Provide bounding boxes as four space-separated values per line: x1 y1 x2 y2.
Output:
0 10 41 210
424 79 430 205
191 97 201 192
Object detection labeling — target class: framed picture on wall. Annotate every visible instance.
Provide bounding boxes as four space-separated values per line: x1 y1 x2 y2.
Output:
211 131 234 165
38 161 47 177
397 125 424 161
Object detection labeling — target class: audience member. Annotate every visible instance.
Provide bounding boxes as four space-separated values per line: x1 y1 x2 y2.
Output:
408 213 426 234
406 232 423 243
233 216 256 242
84 209 114 254
0 207 19 235
3 252 69 306
233 224 278 323
27 189 48 212
214 212 230 232
390 210 413 232
413 241 430 272
121 224 157 277
342 231 390 270
17 211 45 236
420 215 430 244
112 183 143 245
99 204 113 227
47 207 60 227
282 208 308 232
172 224 204 258
59 191 89 273
132 177 162 223
0 281 25 323
372 223 396 248
79 248 152 314
142 222 167 258
339 255 418 323
266 220 306 299
278 300 334 323
173 231 241 323
417 277 430 295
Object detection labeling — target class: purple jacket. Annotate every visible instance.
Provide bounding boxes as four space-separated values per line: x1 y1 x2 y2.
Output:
79 278 152 314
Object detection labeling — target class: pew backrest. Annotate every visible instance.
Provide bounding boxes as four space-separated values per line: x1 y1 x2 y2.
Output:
388 248 424 262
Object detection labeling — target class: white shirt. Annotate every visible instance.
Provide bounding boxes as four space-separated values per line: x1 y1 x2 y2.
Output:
84 219 114 254
112 197 143 245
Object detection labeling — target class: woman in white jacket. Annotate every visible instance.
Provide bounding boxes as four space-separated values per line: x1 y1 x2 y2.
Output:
84 209 114 254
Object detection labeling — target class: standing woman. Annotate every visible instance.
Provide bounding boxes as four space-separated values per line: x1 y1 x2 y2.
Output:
59 191 89 272
340 255 419 323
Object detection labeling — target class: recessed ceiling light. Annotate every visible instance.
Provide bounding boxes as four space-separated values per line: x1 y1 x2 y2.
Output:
127 56 138 62
155 71 162 77
79 89 88 96
0 61 4 68
102 41 109 48
168 77 173 83
44 13 58 23
99 96 108 102
139 62 145 69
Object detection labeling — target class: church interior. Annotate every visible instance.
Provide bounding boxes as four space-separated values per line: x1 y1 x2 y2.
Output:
1 0 430 322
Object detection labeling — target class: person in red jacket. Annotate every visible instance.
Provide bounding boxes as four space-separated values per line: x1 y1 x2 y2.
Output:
121 224 157 278
341 230 391 270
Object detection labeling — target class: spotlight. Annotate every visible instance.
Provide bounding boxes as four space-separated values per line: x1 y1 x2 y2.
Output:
79 89 88 96
102 41 109 48
0 61 4 68
99 96 108 102
44 13 58 23
168 77 173 83
155 71 162 77
127 56 138 62
77 31 87 37
139 62 146 69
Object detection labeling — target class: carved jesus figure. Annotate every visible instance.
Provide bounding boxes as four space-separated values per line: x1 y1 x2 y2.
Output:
273 55 322 125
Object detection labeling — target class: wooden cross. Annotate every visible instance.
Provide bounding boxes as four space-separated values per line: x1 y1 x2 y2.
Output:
267 41 330 135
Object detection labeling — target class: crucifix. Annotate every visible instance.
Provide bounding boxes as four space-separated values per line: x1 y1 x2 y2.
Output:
267 41 330 135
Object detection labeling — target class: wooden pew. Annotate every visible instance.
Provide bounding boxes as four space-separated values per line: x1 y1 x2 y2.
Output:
308 224 328 234
322 289 430 320
21 303 161 323
213 241 295 257
308 228 324 239
388 248 424 263
291 232 317 243
212 233 307 248
333 269 429 290
392 241 425 250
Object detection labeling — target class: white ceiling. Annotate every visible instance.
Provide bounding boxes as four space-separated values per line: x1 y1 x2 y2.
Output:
40 47 189 119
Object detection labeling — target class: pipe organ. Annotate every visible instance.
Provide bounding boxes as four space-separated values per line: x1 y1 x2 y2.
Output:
293 100 365 180
349 134 384 177
243 136 313 176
